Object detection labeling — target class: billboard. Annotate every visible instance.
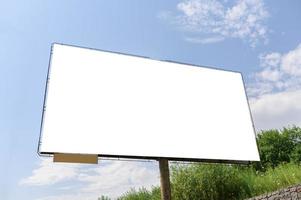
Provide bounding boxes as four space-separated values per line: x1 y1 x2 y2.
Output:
38 43 260 163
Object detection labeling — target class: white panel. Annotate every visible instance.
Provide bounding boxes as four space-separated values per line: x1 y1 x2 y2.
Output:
39 43 260 162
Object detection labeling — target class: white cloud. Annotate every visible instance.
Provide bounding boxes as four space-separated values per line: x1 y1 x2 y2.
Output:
281 44 301 76
248 43 301 97
19 158 81 186
162 0 269 46
255 68 281 82
20 158 158 199
36 194 97 200
250 90 301 130
185 36 225 44
259 52 281 68
78 161 158 197
177 0 224 23
248 43 301 130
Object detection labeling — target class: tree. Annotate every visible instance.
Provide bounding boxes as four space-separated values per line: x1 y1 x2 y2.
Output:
255 126 301 170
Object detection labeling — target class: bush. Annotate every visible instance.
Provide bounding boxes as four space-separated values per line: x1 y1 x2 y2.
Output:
255 126 301 170
117 187 160 200
172 163 301 200
171 164 250 200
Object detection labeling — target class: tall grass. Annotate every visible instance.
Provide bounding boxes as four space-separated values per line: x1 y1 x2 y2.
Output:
244 163 301 196
171 163 301 200
115 163 301 200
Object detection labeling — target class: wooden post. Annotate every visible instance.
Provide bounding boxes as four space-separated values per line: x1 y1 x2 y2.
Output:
159 158 171 200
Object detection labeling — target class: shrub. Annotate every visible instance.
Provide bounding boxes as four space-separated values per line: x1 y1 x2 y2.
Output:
118 187 160 200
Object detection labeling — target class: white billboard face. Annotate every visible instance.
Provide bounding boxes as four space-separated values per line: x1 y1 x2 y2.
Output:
39 44 260 162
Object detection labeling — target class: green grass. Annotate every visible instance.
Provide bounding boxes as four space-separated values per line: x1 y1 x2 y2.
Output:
114 163 301 200
244 163 301 196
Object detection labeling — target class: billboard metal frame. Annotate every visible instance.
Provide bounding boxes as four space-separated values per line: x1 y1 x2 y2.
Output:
37 42 259 165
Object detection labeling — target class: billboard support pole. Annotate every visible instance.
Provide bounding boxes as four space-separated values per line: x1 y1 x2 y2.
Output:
159 158 171 200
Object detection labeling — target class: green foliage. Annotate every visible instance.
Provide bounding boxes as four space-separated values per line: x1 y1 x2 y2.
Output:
117 163 301 200
98 195 111 200
291 144 301 163
255 126 301 170
117 187 160 200
171 164 248 200
247 163 301 196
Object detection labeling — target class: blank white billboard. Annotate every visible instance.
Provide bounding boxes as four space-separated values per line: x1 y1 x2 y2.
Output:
38 43 260 162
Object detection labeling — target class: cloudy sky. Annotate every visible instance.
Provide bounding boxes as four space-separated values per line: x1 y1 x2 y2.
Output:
1 0 301 199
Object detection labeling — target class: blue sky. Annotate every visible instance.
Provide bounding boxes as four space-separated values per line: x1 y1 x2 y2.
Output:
1 0 301 199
